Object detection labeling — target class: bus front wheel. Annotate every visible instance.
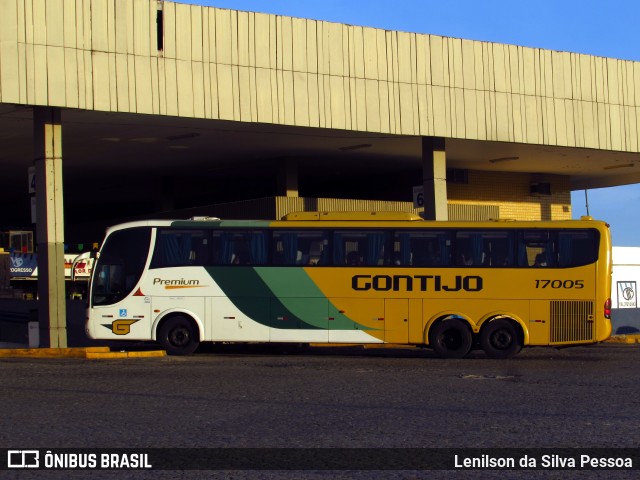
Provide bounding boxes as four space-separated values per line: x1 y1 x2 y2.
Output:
429 319 473 358
158 315 200 355
480 319 522 359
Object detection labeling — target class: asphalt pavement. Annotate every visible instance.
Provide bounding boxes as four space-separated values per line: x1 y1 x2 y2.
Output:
1 343 639 479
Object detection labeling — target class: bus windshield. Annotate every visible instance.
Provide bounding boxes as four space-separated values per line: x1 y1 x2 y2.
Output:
91 227 151 306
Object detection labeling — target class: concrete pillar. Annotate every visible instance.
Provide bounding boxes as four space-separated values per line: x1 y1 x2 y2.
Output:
422 137 448 220
34 107 67 348
277 158 299 197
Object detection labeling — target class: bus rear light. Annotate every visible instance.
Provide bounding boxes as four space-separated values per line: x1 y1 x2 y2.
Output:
604 298 612 319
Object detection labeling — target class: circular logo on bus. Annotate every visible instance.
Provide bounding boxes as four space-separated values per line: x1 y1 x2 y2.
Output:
622 287 635 301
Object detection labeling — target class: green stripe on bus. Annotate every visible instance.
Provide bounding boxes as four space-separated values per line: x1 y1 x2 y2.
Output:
254 267 369 330
204 267 367 331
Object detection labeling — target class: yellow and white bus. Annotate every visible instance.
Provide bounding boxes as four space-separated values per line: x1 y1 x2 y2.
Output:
84 211 612 358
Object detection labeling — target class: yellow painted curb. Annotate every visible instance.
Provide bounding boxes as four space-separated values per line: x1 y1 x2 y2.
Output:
0 347 110 358
86 352 129 359
86 350 166 359
605 335 640 344
126 350 166 358
0 346 167 359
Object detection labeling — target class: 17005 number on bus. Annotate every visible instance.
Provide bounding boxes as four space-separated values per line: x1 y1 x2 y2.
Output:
535 279 585 289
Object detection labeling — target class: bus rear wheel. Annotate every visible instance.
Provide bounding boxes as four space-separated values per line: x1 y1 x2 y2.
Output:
480 319 522 359
158 315 199 355
429 319 473 358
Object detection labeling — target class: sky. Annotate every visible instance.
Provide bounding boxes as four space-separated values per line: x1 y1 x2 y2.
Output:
183 0 640 246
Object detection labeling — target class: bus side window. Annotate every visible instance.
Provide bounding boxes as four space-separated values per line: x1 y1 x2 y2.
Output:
224 231 268 265
308 240 326 265
272 230 329 266
532 245 554 267
346 250 362 265
190 236 210 266
558 230 598 267
518 231 556 267
151 229 208 268
533 252 547 267
231 243 249 264
394 231 449 267
272 231 298 265
484 232 514 267
393 233 412 266
334 231 388 266
489 246 509 266
455 233 477 266
459 252 473 266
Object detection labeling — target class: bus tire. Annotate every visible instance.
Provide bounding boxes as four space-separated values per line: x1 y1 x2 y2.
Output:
429 319 473 358
158 315 200 355
480 319 522 359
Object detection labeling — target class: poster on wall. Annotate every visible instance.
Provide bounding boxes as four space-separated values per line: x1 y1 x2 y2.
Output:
617 281 637 308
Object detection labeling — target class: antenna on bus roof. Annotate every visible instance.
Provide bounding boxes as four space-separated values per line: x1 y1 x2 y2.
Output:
584 189 590 216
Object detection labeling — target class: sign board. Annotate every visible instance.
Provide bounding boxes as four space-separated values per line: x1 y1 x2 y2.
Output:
9 252 37 277
616 281 637 309
611 247 640 309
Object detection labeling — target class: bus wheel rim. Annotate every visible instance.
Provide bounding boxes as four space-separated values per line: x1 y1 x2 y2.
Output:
442 329 462 350
170 327 190 346
490 329 513 350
